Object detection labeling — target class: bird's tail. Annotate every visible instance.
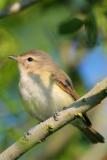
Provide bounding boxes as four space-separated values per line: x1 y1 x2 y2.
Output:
79 127 104 143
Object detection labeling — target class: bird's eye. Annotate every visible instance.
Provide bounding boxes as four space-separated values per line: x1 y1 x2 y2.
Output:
27 57 33 62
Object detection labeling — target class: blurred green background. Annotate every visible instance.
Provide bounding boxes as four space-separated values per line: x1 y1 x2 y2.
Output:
0 0 107 160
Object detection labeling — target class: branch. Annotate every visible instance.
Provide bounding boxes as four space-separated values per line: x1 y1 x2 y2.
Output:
0 0 38 18
0 78 107 160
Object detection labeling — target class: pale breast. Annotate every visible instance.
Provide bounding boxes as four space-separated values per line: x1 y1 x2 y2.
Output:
19 73 74 121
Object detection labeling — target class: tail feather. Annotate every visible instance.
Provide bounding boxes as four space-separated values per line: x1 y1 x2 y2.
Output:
79 127 104 143
72 113 104 143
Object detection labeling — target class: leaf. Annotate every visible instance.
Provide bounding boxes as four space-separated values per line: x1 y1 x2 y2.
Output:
84 14 98 47
59 18 84 34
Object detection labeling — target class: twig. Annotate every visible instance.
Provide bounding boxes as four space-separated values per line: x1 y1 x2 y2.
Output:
0 78 107 160
0 0 38 18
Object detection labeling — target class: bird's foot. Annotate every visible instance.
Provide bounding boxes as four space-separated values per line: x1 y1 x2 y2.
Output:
75 113 92 127
75 112 83 119
53 112 59 121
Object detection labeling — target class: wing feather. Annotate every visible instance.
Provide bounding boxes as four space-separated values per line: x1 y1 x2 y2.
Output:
51 70 79 100
51 69 91 126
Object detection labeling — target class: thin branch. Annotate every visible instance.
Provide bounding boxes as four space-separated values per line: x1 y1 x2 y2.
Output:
0 0 38 18
0 78 107 160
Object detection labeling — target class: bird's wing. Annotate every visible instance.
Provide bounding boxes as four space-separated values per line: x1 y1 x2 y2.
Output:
51 69 91 126
51 69 79 100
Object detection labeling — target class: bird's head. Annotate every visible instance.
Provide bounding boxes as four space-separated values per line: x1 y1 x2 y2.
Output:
9 50 54 75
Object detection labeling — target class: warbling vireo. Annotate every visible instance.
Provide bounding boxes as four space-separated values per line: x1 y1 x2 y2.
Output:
9 50 104 143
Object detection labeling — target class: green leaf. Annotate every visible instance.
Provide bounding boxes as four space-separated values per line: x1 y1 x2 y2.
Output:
84 14 98 47
59 18 84 34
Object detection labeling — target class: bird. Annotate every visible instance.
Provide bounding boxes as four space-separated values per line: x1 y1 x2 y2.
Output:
9 50 104 143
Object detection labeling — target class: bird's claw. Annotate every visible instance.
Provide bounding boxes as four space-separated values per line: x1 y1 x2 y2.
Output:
53 112 59 121
75 113 83 119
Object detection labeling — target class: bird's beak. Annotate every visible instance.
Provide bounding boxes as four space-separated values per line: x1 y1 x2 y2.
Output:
8 55 18 61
